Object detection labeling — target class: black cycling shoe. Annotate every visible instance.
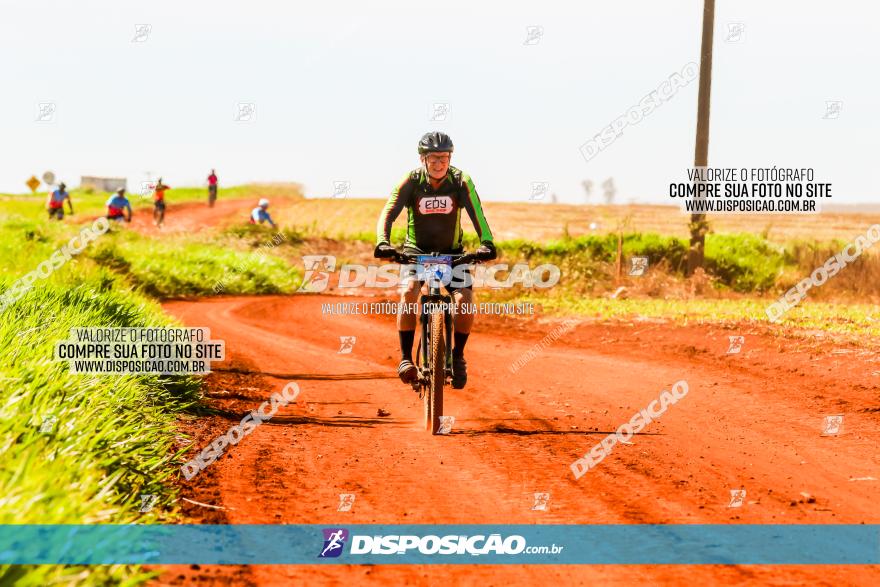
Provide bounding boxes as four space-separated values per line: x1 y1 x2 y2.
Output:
452 356 467 389
397 359 418 384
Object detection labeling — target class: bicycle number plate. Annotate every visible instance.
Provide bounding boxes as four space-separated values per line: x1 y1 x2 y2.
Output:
416 255 452 285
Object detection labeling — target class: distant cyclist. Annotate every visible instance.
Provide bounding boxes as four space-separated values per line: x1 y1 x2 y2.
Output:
374 132 496 389
153 178 170 226
106 188 132 223
207 169 218 207
249 198 276 228
46 182 73 220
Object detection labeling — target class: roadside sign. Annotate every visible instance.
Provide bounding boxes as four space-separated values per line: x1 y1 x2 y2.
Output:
26 176 40 193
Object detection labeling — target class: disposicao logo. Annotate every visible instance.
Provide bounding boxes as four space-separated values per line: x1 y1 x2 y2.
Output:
318 528 349 558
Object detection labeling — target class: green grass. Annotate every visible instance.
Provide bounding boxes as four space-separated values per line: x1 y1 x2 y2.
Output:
0 222 202 585
0 207 303 299
704 233 785 292
90 229 301 297
0 210 302 585
493 232 786 293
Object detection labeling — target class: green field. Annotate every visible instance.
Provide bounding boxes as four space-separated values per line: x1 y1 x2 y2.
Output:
3 183 303 219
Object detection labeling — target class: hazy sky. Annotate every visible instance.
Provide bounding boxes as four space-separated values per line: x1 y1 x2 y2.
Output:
1 0 877 203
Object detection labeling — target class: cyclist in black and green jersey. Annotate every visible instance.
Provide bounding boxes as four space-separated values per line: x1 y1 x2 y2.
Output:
374 131 497 389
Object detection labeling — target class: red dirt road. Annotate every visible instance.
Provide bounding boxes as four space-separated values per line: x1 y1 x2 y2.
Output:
155 293 880 585
126 198 251 235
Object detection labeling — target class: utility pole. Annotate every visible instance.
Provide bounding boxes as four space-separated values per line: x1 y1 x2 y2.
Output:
687 0 715 276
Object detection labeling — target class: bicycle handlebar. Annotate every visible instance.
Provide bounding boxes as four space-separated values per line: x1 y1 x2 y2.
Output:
389 250 480 266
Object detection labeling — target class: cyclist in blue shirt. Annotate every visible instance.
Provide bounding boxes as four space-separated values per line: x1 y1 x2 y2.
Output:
106 188 132 223
249 199 276 228
46 182 73 220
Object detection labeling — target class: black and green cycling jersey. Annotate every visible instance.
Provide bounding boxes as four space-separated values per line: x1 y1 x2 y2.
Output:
376 166 494 253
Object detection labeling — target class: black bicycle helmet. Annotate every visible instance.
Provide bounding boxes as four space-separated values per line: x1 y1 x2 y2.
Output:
418 131 454 155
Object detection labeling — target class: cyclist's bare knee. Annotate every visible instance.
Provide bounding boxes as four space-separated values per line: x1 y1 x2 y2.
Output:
397 279 420 330
453 288 475 334
400 279 420 302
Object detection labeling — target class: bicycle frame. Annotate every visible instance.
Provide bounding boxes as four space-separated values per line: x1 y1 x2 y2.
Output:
418 269 455 388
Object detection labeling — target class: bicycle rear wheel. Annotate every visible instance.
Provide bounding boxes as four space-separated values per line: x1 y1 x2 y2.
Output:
426 310 445 434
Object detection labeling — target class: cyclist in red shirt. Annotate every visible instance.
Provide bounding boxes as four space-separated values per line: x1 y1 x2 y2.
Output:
207 170 218 207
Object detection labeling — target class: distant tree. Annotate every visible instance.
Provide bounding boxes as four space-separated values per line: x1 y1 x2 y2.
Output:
581 180 593 203
602 177 616 205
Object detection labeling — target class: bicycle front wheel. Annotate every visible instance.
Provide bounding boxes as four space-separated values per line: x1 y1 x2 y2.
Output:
426 309 445 434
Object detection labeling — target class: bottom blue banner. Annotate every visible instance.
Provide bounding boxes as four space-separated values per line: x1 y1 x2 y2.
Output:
0 524 877 565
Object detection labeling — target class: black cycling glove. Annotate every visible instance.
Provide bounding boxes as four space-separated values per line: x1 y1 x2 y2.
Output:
475 242 497 261
374 242 396 258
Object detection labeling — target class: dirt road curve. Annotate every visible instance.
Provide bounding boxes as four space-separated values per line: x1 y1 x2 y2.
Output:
127 198 252 235
155 294 880 586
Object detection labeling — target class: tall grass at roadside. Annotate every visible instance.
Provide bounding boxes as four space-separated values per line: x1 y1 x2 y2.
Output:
0 219 201 585
89 228 301 297
781 238 880 301
465 232 782 293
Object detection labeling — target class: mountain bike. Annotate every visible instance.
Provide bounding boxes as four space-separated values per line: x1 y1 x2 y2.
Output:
391 249 477 434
